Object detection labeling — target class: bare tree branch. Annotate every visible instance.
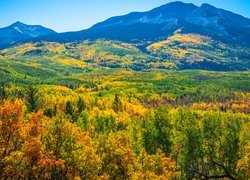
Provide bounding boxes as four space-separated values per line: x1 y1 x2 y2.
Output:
187 160 236 180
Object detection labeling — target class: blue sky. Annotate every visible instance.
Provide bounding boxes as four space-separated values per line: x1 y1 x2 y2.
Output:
1 0 250 32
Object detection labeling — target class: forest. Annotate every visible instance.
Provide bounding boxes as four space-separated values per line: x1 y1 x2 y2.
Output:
0 69 249 179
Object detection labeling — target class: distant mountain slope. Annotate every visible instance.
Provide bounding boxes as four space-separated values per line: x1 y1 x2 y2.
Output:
147 33 250 70
34 1 250 47
0 21 56 49
0 40 154 71
1 34 249 71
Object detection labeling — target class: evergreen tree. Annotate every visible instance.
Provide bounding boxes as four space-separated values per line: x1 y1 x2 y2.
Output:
113 94 122 113
65 101 74 116
53 105 57 116
0 82 6 102
25 86 39 112
44 107 53 118
77 97 86 113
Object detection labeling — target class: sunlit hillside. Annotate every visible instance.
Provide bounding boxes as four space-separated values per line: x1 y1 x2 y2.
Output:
147 33 250 70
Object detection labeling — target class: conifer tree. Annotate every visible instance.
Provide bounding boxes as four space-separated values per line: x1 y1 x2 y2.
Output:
25 86 39 112
65 101 74 115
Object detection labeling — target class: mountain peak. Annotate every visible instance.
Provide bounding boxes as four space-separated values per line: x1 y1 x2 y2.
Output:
168 1 195 6
0 22 56 48
155 1 197 11
166 1 189 5
12 21 26 26
200 3 217 10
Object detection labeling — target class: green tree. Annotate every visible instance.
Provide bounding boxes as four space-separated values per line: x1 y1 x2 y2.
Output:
25 86 39 112
76 111 90 131
65 101 73 116
113 94 122 113
53 105 57 116
142 110 158 154
221 113 242 176
77 97 86 113
44 107 53 118
155 106 172 155
0 82 6 102
142 107 172 155
175 109 203 179
96 115 116 134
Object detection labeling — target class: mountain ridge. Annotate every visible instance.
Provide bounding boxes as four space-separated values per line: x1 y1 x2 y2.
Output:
24 1 249 48
0 21 56 49
1 2 250 48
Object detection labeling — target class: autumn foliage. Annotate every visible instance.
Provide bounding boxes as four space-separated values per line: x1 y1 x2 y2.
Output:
0 100 179 179
0 70 249 179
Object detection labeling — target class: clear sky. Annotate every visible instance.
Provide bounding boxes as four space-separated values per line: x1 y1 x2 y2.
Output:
1 0 249 32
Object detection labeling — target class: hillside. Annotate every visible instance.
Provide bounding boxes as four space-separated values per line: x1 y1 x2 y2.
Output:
0 40 152 73
147 33 250 70
1 33 250 72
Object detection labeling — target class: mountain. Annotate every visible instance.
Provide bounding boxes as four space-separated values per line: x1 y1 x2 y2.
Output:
182 3 250 45
34 1 250 47
92 2 197 29
1 2 250 71
0 21 56 49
